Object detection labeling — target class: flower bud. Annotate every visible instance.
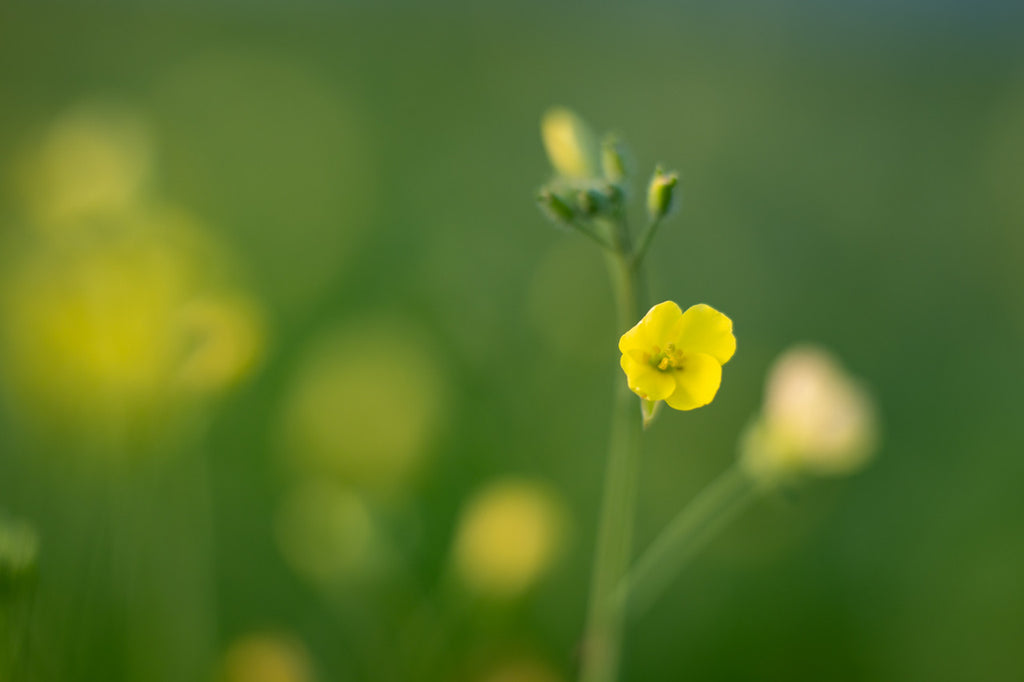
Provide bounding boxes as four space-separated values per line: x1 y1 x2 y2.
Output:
601 134 628 184
740 345 878 483
537 189 575 226
541 107 599 179
646 167 678 221
576 189 598 217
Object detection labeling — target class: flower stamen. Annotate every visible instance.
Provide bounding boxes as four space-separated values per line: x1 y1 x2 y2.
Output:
649 343 686 372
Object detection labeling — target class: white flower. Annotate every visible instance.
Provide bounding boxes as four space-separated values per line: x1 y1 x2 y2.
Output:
741 345 878 482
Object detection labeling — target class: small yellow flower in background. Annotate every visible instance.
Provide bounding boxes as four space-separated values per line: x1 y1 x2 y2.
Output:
18 100 155 230
219 633 315 682
619 301 736 411
452 477 567 598
279 319 447 496
740 345 878 482
0 102 265 452
0 211 263 442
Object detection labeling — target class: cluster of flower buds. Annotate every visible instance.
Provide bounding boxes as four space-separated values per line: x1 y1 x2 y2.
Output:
536 107 678 250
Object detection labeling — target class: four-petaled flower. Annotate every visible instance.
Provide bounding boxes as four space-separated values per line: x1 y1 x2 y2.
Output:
619 301 736 411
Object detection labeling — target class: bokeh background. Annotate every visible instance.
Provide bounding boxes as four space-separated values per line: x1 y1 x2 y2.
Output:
1 1 1023 680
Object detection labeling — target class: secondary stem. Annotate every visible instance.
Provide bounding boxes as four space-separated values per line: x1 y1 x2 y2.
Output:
614 464 759 620
631 216 662 272
579 249 642 682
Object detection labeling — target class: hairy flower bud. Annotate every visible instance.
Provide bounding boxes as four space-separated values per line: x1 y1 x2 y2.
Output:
646 167 679 221
601 134 628 184
537 189 575 226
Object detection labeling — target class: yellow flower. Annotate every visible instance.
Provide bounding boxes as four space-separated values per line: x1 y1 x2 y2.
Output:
618 301 736 410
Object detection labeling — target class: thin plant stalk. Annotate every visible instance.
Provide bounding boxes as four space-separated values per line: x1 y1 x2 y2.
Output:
631 215 663 272
614 464 759 620
579 244 643 682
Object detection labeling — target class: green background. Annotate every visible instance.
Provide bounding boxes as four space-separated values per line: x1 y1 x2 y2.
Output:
1 1 1023 680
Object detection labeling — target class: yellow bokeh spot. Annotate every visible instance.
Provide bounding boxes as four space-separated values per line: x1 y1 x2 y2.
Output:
176 295 264 393
219 633 314 682
0 102 264 450
280 319 447 494
18 101 155 230
452 478 567 598
0 209 263 442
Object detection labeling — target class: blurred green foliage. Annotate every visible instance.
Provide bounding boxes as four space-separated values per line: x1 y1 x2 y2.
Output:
1 1 1023 681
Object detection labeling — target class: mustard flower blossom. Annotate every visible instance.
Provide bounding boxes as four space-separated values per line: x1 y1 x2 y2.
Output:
618 301 736 411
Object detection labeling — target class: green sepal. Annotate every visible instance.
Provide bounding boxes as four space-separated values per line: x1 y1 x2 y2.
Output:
641 398 661 429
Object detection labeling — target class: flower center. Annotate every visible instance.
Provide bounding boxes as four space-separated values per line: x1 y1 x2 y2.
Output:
647 343 685 372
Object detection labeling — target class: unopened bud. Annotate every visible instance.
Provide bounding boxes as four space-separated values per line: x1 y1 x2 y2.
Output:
646 167 679 221
601 134 628 184
603 182 624 208
541 107 599 179
537 189 574 226
578 188 610 218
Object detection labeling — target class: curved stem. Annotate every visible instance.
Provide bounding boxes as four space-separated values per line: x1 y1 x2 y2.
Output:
613 464 759 620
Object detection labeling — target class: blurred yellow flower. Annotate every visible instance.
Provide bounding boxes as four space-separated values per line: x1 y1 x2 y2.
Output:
219 633 314 682
279 319 446 495
0 102 265 450
740 345 878 482
618 301 736 410
0 210 263 443
18 101 155 230
452 478 567 598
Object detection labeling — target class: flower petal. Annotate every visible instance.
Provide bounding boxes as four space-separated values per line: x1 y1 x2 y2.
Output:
664 352 722 411
672 304 736 365
620 350 675 401
618 301 683 353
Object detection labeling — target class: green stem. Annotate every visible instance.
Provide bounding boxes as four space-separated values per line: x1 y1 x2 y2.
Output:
613 464 759 620
579 248 642 682
570 219 616 252
631 216 663 272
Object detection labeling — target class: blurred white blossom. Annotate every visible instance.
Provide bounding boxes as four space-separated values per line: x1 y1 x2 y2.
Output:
741 345 879 482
